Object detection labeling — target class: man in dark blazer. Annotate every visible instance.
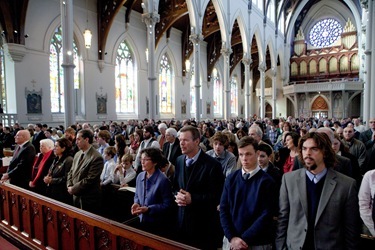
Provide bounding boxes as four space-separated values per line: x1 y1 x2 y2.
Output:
32 123 46 154
67 129 104 214
162 127 182 166
1 130 36 190
173 126 224 249
276 132 360 250
359 117 375 172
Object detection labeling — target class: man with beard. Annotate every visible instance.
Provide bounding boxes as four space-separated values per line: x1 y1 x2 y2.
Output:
134 125 159 173
276 132 360 250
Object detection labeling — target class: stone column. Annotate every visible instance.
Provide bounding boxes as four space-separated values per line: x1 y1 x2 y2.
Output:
249 69 254 118
190 33 203 122
221 44 232 121
142 11 159 120
242 55 251 120
258 62 266 118
271 68 277 118
370 0 375 119
60 0 75 127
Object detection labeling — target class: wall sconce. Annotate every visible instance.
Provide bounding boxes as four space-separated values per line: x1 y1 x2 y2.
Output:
145 48 149 63
84 0 92 49
84 29 92 49
185 59 191 73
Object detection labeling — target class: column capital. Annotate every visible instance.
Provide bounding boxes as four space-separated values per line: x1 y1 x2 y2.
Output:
242 56 252 66
189 33 203 46
258 62 266 72
142 12 160 27
220 47 232 57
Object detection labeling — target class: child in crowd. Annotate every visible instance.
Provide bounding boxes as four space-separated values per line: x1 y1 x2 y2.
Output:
100 146 117 186
114 154 136 187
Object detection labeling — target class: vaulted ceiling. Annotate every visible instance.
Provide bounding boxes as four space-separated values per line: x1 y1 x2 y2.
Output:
2 0 355 90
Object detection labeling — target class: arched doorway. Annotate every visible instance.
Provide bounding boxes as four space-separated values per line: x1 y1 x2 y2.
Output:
265 103 272 118
311 96 328 118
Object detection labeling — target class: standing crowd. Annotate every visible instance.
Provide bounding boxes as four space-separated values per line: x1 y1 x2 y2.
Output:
1 116 375 249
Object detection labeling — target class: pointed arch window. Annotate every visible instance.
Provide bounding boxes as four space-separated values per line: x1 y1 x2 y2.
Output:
230 77 238 115
159 54 173 114
213 68 222 115
49 26 80 113
115 41 136 113
0 47 6 112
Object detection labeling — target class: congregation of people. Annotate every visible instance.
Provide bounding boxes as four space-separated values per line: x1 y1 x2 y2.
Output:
0 115 375 249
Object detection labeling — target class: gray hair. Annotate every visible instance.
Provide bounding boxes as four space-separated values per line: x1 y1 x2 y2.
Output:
40 139 55 150
158 122 168 130
166 127 177 137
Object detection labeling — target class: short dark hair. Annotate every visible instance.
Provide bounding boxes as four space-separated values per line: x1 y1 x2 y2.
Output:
78 129 94 144
284 132 300 147
180 125 200 141
140 147 164 169
298 132 336 168
237 136 259 151
258 143 273 156
56 138 72 157
143 125 154 134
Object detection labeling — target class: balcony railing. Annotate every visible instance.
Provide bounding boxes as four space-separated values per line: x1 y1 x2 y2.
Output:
0 114 18 127
0 183 197 250
283 78 363 95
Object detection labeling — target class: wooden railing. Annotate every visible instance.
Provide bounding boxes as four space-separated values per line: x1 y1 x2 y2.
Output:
0 183 197 250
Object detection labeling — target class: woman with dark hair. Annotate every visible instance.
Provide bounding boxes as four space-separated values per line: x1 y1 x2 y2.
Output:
129 129 143 155
114 134 126 163
43 138 73 205
275 131 300 173
131 147 173 236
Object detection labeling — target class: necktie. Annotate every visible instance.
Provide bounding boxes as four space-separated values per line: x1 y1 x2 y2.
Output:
159 136 165 149
78 153 85 167
313 175 318 184
167 144 172 160
13 146 21 158
186 158 194 167
243 173 250 180
123 170 127 177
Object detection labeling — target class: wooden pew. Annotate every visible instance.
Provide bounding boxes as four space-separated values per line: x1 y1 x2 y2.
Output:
0 183 197 250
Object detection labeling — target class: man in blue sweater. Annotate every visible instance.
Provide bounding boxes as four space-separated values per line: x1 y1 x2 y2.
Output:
220 136 278 250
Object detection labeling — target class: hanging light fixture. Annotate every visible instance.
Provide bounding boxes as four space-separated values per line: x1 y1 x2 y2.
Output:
84 0 92 49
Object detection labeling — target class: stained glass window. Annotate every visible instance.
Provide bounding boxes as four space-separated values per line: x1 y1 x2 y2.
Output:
212 68 222 115
309 18 342 47
230 77 238 115
0 47 6 112
49 26 80 113
115 41 136 113
159 54 173 114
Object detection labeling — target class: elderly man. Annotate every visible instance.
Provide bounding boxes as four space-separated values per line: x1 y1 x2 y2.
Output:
162 127 182 166
1 130 36 190
342 126 367 174
248 125 272 147
157 122 168 149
